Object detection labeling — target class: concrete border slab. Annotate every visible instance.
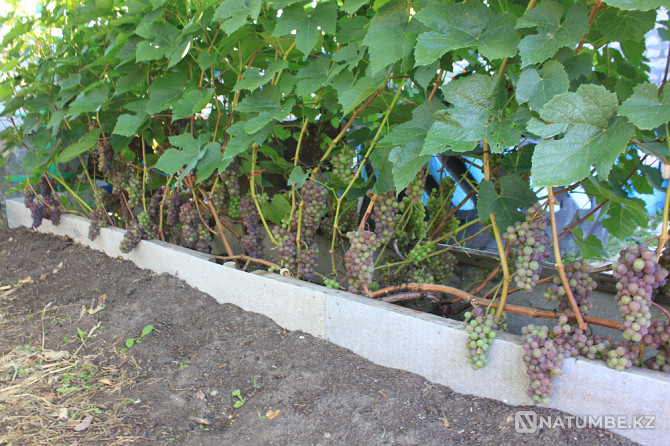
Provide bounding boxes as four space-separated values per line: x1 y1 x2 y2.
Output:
6 198 669 445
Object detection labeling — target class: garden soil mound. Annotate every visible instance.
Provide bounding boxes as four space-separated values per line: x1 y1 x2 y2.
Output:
0 227 636 445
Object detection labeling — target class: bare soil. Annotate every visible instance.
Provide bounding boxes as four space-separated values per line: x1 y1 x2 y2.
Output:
0 227 636 445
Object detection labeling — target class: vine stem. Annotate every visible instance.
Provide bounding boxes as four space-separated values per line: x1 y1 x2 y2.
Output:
548 187 587 330
158 174 174 241
652 301 670 321
250 144 277 245
141 137 147 213
490 213 511 324
575 1 602 55
358 194 378 232
210 254 280 270
657 122 670 259
370 283 621 330
45 170 92 213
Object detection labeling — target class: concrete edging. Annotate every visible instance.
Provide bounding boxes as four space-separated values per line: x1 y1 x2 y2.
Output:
5 198 669 445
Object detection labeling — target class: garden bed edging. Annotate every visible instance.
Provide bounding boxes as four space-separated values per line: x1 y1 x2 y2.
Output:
5 198 669 445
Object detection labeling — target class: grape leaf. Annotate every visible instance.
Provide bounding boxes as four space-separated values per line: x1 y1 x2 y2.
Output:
600 0 665 11
618 82 670 130
369 146 395 194
421 74 509 155
235 60 288 92
338 76 382 116
414 0 519 66
236 86 296 134
378 101 445 192
195 142 224 183
146 72 188 114
66 85 109 116
272 1 337 56
58 128 102 163
595 7 656 42
516 60 569 110
295 57 331 96
362 0 413 73
582 178 648 239
342 0 368 14
571 226 607 259
172 88 214 120
516 1 588 67
530 84 634 187
476 175 537 231
214 0 262 36
222 122 273 169
112 113 149 136
287 166 308 188
155 133 208 175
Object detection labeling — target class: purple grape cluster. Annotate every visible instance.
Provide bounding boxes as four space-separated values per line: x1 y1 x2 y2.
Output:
23 189 44 228
211 181 228 212
605 341 639 371
120 219 142 253
612 244 668 342
405 168 426 204
299 180 328 240
297 242 319 281
165 191 184 227
568 328 611 360
521 320 574 403
344 230 377 294
179 201 209 251
240 196 265 260
544 260 597 316
653 246 670 302
503 204 550 292
88 206 107 241
644 320 670 373
39 177 62 225
371 190 403 246
96 137 115 175
464 307 496 370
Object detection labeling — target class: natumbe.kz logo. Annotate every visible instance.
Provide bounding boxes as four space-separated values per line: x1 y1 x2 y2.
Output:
514 411 656 434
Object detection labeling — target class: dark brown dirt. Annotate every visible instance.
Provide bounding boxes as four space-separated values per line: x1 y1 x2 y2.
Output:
0 227 637 445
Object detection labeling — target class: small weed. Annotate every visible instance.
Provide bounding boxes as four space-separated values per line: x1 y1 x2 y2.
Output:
62 336 74 344
178 360 190 370
231 389 247 408
117 325 154 355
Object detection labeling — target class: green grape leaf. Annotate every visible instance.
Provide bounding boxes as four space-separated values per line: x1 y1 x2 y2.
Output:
582 178 648 239
516 60 569 110
135 40 169 61
172 87 214 120
531 84 634 187
236 86 296 134
596 7 656 42
362 0 413 73
516 1 588 67
287 166 308 188
58 128 102 163
261 194 292 225
112 113 149 136
570 226 607 259
414 0 519 66
414 60 439 91
222 122 273 169
342 0 368 14
146 72 188 114
421 74 509 154
378 101 445 192
155 133 208 175
272 1 337 56
66 85 109 116
235 60 288 92
196 142 224 183
476 175 537 230
600 0 665 11
618 82 670 130
338 76 382 116
295 57 331 97
214 0 262 36
369 146 396 194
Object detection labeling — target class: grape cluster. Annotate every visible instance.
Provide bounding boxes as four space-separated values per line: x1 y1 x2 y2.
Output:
39 177 62 225
405 168 426 204
653 246 670 302
568 328 611 360
220 161 241 218
503 204 550 292
427 178 459 239
300 180 328 239
371 190 403 247
427 251 457 284
179 202 201 248
165 191 184 227
544 260 597 315
271 224 297 272
344 230 377 294
323 277 340 289
330 146 355 183
521 320 574 403
211 181 228 212
605 342 638 371
147 190 163 222
612 244 668 342
406 241 436 266
644 320 670 373
88 205 107 241
240 196 265 260
126 176 142 211
297 242 319 281
23 189 44 228
120 219 143 253
96 137 115 175
137 210 154 237
464 307 496 370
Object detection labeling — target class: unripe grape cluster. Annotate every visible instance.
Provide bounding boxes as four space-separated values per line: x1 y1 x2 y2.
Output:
220 161 241 218
612 243 668 342
503 204 550 292
211 181 228 212
406 241 436 266
371 190 403 246
323 277 340 289
464 307 496 370
299 180 328 240
330 146 355 183
178 201 209 251
272 224 297 272
344 230 377 294
427 251 457 284
426 178 459 239
297 241 319 281
605 342 638 371
544 260 596 315
405 168 426 204
126 176 142 211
